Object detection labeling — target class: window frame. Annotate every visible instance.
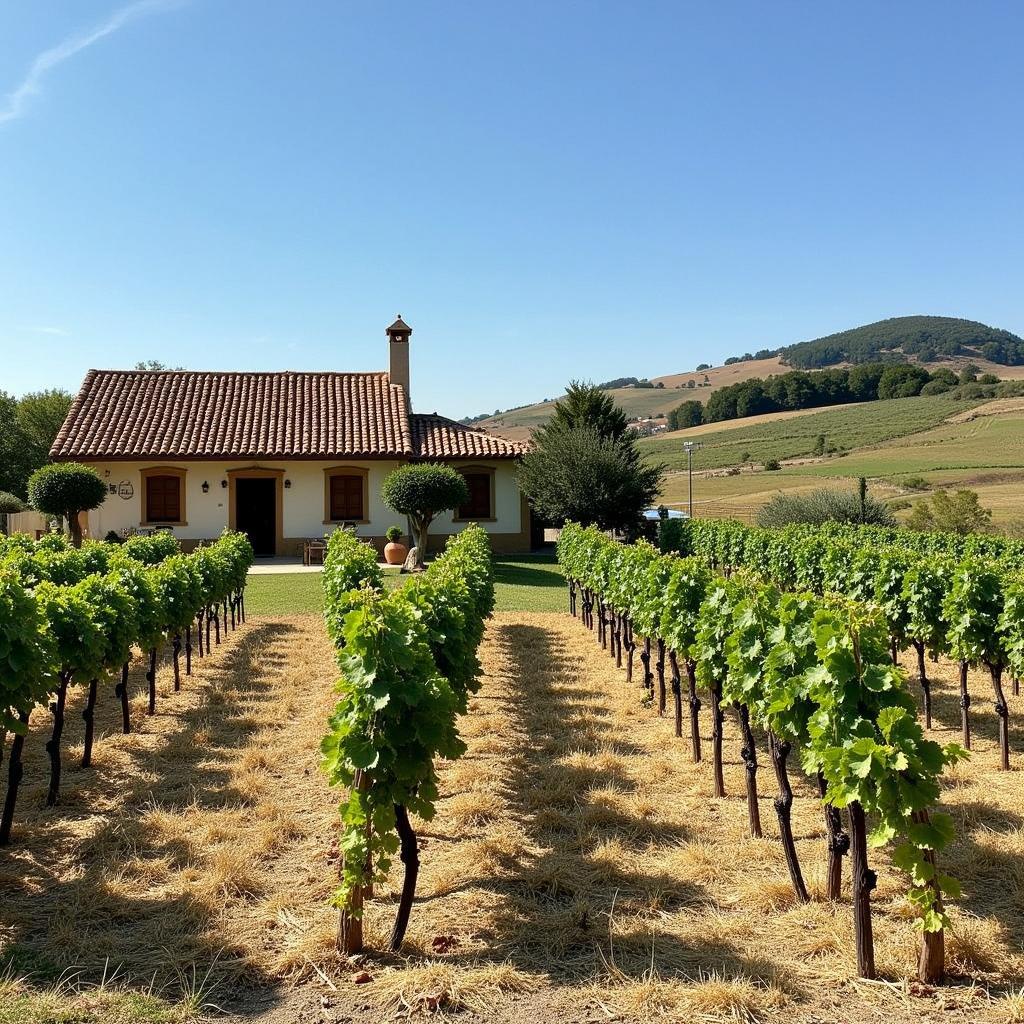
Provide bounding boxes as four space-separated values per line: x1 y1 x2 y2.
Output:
453 465 497 523
140 466 187 527
322 466 370 525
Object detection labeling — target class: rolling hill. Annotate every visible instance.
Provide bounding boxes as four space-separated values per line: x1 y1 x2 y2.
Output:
779 315 1024 369
476 316 1024 442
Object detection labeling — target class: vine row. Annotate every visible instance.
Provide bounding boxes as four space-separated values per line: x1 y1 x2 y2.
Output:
559 522 966 983
320 524 494 954
0 529 254 844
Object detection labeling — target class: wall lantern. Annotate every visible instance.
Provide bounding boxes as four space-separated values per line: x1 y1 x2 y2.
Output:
284 479 291 489
221 479 227 489
201 481 210 494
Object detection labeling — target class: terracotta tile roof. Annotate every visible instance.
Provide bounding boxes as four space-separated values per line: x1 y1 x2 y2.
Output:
52 370 527 462
51 370 414 459
409 413 528 459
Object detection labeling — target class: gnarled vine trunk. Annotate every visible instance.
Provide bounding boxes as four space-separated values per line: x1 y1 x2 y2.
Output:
669 651 683 738
914 640 931 729
737 704 761 839
172 634 182 692
768 730 808 902
656 639 666 716
710 680 725 798
0 710 30 845
816 772 848 901
337 769 368 955
185 625 193 676
116 661 131 734
848 800 876 978
81 677 98 768
988 662 1010 770
625 616 635 684
46 671 71 806
958 661 971 749
389 803 420 951
912 809 945 983
147 647 158 716
686 659 701 763
640 639 652 693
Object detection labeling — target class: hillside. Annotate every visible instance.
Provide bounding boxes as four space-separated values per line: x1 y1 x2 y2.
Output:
647 396 1024 528
478 346 1024 443
779 315 1024 369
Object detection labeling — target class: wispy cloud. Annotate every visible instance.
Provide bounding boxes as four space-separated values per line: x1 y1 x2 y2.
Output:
0 0 184 125
26 325 70 336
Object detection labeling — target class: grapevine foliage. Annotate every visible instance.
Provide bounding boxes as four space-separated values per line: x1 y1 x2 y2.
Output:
320 525 494 914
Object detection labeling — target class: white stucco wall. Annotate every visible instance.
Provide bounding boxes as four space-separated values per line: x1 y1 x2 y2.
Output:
81 459 523 548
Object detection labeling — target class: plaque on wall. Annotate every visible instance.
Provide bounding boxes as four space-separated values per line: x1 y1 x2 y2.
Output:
117 481 134 499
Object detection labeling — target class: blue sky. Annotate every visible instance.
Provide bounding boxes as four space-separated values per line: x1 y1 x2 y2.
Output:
1 1 1022 418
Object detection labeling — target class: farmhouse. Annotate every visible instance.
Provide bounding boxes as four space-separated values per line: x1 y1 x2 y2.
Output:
51 318 531 555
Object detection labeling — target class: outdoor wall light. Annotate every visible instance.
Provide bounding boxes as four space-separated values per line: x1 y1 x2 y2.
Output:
284 479 291 489
201 481 210 493
221 480 227 489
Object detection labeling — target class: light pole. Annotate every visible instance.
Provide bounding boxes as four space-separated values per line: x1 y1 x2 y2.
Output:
683 441 701 519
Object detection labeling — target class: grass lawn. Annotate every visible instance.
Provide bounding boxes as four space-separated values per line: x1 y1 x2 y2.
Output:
243 552 566 617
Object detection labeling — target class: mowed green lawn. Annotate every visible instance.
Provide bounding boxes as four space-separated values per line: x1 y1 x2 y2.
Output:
243 552 566 617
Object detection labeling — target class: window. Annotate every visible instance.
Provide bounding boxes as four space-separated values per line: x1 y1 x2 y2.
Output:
146 475 181 523
457 471 492 520
329 473 364 521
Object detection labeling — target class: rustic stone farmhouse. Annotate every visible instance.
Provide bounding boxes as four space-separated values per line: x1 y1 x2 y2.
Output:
51 318 531 556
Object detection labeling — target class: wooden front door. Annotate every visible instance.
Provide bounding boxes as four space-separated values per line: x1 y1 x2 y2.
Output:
235 477 276 556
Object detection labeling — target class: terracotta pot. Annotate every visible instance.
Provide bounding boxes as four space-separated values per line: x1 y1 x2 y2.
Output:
384 541 408 565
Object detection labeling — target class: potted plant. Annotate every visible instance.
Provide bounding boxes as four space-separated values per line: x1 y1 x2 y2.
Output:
383 525 408 565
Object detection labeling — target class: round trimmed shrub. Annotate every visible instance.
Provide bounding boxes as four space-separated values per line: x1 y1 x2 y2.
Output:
27 463 107 547
381 464 469 566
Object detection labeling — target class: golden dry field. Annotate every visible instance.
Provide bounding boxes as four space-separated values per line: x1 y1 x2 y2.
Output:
5 609 1024 1023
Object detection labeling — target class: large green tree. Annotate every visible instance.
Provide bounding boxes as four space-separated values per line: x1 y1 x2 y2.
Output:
541 380 629 441
0 389 74 498
17 389 73 467
517 420 663 532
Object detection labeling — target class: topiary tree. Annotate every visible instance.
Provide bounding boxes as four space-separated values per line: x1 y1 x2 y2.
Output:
27 463 107 548
381 463 469 568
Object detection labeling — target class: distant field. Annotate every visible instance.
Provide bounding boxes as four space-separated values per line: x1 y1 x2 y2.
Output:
655 398 1024 527
639 394 981 472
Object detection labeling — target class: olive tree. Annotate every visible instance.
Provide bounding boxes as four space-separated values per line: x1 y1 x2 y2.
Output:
27 463 107 547
381 463 469 568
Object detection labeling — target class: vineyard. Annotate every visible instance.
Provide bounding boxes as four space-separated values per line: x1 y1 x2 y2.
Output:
6 519 1024 1022
559 517 1024 985
0 529 254 846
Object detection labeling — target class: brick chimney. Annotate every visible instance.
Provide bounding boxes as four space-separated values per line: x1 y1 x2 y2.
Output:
386 315 412 399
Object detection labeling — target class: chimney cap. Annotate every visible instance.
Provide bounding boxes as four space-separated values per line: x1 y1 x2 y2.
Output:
386 315 412 335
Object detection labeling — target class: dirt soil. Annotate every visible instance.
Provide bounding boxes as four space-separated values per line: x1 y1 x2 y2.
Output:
3 611 1024 1023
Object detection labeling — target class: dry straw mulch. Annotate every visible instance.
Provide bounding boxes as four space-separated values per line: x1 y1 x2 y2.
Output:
3 611 1024 1023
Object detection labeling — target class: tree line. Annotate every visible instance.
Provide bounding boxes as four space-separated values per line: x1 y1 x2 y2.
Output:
667 361 1000 429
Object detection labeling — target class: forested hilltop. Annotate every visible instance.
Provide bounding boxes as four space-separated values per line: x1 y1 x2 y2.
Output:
780 315 1024 368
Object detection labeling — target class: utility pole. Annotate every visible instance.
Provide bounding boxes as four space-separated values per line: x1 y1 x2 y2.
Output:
684 441 701 519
